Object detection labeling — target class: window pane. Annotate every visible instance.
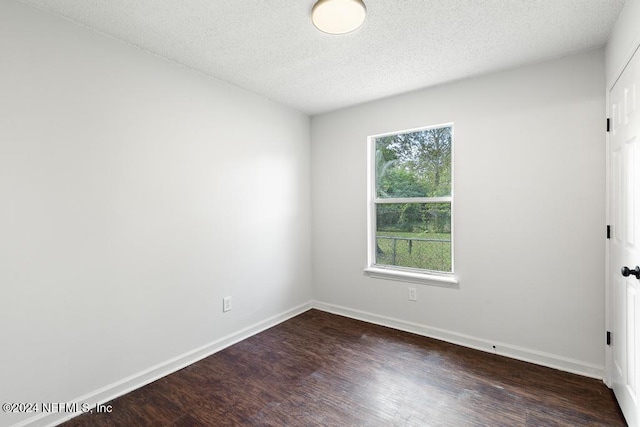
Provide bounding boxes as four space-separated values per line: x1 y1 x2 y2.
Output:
375 203 451 272
375 126 452 198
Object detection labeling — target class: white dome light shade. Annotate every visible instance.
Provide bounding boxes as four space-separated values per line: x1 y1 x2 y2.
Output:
312 0 366 35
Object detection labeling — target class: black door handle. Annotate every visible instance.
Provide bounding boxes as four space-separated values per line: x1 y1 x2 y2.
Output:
621 266 640 279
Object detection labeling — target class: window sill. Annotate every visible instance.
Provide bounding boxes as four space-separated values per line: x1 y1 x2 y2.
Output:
364 267 459 288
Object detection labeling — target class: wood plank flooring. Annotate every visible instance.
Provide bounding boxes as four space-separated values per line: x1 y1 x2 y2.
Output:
62 309 626 426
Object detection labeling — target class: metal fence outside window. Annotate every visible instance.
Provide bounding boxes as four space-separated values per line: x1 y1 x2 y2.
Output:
376 235 451 272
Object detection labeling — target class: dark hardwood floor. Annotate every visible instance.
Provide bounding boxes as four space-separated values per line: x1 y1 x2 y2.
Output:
62 309 626 426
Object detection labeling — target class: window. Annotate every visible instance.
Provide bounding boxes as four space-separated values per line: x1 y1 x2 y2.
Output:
365 124 457 286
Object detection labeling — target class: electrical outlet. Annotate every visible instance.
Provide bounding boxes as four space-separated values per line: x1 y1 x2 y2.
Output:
408 287 417 301
223 296 232 312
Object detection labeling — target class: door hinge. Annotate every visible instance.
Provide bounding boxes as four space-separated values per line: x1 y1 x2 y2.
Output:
607 331 612 346
607 225 611 239
607 118 610 132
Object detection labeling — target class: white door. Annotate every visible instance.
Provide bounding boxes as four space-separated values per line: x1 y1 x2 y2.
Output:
610 45 640 426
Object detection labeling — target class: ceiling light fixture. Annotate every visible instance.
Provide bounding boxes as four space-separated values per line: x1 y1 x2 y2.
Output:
311 0 366 35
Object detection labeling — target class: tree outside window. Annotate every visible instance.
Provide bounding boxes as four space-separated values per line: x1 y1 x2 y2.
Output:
369 124 453 274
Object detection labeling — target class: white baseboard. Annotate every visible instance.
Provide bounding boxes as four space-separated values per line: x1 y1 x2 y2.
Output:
17 301 313 427
312 300 604 380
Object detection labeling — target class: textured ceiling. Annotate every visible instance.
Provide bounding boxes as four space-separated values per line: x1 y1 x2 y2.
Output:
19 0 626 114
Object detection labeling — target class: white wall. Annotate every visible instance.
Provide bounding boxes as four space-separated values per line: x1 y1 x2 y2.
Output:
0 1 312 426
311 49 606 377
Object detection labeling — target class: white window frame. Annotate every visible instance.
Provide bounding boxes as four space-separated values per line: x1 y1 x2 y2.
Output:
364 123 458 287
